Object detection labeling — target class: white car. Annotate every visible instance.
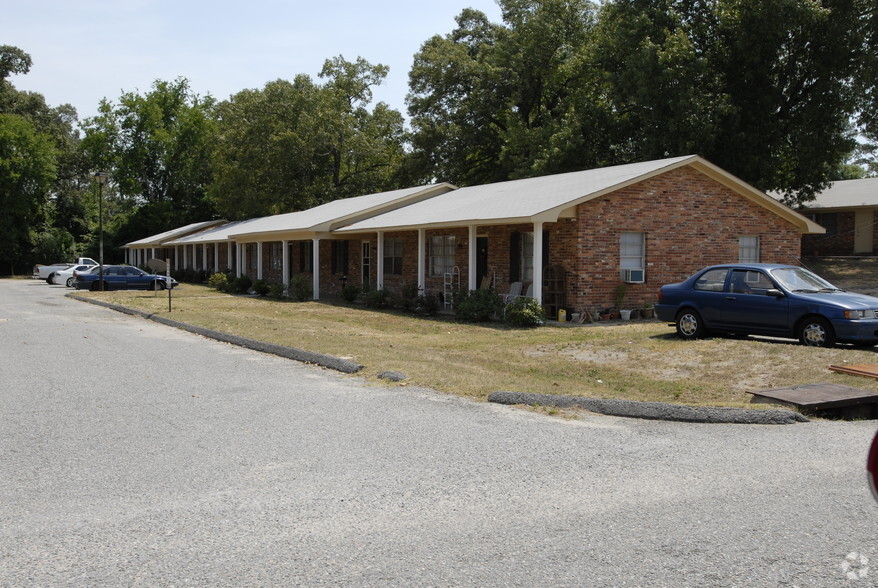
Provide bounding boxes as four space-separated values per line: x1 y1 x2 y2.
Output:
52 264 97 287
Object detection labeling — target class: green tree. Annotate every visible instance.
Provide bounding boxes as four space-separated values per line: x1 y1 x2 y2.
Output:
0 45 88 271
80 78 218 233
0 114 57 273
210 56 405 220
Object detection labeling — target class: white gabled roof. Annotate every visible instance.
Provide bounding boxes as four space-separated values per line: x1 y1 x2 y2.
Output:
124 219 228 248
336 155 822 234
165 219 261 245
229 183 456 241
798 177 878 210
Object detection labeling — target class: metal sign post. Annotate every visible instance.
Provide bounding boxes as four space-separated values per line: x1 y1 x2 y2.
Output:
166 258 172 312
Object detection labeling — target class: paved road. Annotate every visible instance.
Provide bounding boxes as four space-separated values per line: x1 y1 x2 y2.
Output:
1 279 876 586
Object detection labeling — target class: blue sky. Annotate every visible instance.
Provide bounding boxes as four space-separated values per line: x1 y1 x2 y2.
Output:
4 0 503 122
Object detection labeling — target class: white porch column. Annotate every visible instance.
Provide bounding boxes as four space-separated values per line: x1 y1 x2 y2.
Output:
151 247 156 261
376 231 384 291
256 242 263 280
227 242 233 273
468 225 477 291
533 221 544 305
202 244 208 272
417 229 426 293
214 243 219 274
282 240 289 290
312 238 320 300
175 246 180 270
183 246 188 270
236 243 242 277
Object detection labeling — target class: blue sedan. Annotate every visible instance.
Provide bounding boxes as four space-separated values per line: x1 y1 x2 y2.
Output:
656 263 878 348
74 265 178 292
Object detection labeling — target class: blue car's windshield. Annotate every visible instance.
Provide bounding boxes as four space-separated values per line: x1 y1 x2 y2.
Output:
770 267 841 293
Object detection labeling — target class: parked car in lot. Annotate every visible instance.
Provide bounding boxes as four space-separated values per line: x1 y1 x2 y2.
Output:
33 258 98 281
51 264 97 287
73 265 178 291
656 263 878 348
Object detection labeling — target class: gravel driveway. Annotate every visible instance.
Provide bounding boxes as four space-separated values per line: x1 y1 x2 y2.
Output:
1 279 876 586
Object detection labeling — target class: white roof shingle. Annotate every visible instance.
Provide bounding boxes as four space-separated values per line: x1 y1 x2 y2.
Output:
228 184 455 241
124 220 227 248
799 177 878 210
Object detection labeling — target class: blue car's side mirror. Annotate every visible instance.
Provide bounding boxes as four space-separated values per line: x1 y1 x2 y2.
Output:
766 288 785 297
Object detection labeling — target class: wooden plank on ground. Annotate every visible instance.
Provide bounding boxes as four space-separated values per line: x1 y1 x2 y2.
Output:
828 364 878 379
747 383 878 410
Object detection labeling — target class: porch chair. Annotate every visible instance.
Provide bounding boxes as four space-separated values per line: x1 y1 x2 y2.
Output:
502 281 523 302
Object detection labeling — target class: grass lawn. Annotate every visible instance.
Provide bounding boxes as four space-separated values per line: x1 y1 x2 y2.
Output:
73 282 878 408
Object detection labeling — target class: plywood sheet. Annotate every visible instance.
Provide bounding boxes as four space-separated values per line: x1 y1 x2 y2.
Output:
747 383 878 409
829 364 878 379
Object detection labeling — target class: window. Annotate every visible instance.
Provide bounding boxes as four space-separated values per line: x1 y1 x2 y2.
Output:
694 268 727 292
730 269 773 294
299 241 313 273
270 243 282 270
521 232 534 282
812 213 838 236
430 235 455 277
383 237 403 275
331 240 349 275
738 236 760 263
620 232 645 271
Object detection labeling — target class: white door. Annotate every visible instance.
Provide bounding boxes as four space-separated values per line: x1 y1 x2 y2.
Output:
855 210 874 254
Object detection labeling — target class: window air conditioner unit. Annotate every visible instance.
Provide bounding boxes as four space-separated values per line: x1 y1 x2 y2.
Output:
623 268 645 283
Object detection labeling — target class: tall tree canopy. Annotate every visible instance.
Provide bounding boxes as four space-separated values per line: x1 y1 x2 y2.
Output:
408 0 877 202
210 56 405 220
0 45 88 273
81 78 218 238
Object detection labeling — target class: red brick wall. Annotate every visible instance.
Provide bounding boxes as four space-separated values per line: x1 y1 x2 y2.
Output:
568 166 801 310
801 211 856 256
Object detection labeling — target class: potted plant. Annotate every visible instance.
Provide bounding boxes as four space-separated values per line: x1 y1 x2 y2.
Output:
641 302 655 319
614 283 628 319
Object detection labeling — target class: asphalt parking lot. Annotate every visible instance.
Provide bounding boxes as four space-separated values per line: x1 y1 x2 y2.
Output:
1 279 876 586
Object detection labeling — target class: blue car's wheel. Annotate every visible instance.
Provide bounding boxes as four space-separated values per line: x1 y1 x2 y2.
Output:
798 317 836 348
676 309 705 339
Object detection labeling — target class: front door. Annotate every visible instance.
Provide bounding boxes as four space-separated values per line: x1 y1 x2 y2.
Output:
362 241 371 289
855 210 874 254
476 237 489 288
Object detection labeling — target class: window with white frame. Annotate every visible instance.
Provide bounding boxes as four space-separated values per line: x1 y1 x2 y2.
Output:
739 236 759 263
383 237 403 275
521 232 534 282
620 232 645 270
270 243 282 270
430 235 455 277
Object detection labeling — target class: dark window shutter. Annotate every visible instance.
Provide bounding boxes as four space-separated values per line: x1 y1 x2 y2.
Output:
343 241 349 275
509 231 521 283
542 230 550 269
331 241 338 274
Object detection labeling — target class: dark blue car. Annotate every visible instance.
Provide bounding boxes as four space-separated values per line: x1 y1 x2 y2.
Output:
656 264 878 348
74 265 178 292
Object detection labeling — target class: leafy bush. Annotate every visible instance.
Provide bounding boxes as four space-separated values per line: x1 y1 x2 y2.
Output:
363 288 391 309
231 275 253 294
208 272 228 291
453 288 503 322
252 279 270 296
268 282 285 298
414 293 440 316
289 274 312 302
505 297 546 327
341 283 360 303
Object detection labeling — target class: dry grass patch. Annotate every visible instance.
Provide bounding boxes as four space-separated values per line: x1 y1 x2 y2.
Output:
75 284 878 407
